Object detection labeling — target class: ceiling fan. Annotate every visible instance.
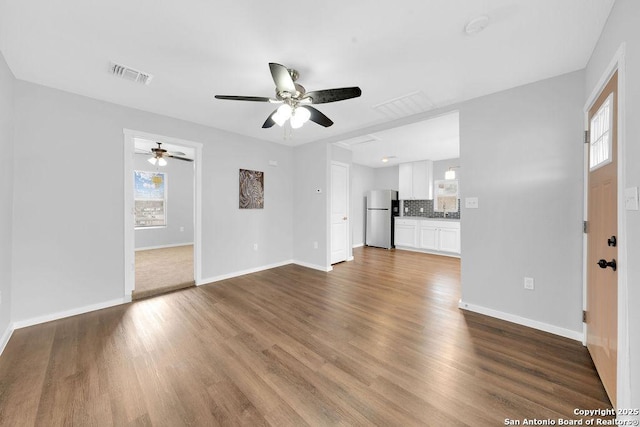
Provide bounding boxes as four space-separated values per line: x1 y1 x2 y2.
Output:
215 63 362 129
136 142 193 166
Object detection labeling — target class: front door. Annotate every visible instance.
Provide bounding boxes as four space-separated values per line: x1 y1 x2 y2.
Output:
331 162 349 264
586 71 618 406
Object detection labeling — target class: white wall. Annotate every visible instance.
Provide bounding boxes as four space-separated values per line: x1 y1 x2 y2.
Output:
585 0 639 410
350 164 374 247
373 165 399 190
134 154 194 250
0 51 14 342
11 81 294 323
459 70 585 336
292 141 329 270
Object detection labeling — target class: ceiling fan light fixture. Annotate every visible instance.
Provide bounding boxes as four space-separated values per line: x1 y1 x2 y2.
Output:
273 104 293 126
290 107 311 129
158 157 167 166
148 157 157 165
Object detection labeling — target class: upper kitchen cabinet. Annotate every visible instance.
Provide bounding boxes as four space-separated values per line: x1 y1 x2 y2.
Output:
399 160 433 200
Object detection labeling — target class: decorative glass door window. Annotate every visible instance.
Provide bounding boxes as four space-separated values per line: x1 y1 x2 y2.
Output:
134 171 167 228
589 93 613 171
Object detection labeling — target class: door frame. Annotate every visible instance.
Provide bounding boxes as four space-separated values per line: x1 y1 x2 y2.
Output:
330 161 352 263
123 129 203 299
582 43 629 408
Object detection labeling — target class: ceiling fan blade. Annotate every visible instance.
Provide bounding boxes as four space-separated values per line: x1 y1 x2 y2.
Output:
166 155 194 162
303 106 334 127
269 63 296 94
166 150 186 156
214 95 274 102
262 109 278 128
304 87 362 104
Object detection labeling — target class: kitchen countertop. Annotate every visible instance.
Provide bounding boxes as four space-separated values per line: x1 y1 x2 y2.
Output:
396 216 460 222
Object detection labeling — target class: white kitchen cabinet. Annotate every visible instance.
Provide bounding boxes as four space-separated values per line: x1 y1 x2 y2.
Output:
438 226 461 253
411 219 461 255
394 218 418 247
395 218 460 255
398 163 413 200
398 161 433 200
418 224 438 250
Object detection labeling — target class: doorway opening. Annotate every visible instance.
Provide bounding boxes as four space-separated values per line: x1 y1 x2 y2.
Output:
123 130 203 300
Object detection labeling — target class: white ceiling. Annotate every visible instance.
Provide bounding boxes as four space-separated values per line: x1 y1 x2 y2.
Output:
0 0 614 155
338 111 460 168
134 138 195 161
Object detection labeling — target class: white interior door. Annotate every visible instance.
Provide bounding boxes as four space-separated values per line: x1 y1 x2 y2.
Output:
331 162 349 264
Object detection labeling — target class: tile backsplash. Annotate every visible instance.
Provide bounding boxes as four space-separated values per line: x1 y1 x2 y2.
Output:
402 199 460 219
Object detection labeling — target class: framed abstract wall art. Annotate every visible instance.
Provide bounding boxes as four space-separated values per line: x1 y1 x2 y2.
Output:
239 169 264 209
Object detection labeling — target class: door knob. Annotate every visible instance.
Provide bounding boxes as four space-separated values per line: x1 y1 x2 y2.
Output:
607 236 617 247
343 216 348 220
597 259 617 271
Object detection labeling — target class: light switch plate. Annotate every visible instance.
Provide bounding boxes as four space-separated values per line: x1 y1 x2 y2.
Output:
465 197 479 209
625 187 639 211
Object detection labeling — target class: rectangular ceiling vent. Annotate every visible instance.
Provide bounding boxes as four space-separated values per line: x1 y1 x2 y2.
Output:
373 91 434 120
109 62 153 85
336 134 379 148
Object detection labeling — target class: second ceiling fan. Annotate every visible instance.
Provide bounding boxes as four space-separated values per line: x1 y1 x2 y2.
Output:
215 63 361 129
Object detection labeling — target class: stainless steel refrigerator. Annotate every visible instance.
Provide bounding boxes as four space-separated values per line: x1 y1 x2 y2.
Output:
365 190 399 249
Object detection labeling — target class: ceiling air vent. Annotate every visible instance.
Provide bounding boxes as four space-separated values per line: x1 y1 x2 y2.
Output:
109 62 153 85
373 91 434 120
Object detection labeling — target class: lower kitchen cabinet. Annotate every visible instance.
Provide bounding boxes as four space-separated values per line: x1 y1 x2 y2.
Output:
394 219 418 247
395 218 460 256
438 226 461 253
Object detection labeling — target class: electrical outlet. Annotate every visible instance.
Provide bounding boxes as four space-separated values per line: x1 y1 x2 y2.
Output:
524 277 534 290
179 226 184 232
253 243 258 251
313 241 318 249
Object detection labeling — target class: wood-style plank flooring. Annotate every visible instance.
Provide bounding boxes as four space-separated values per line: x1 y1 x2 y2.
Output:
0 247 612 426
134 245 195 300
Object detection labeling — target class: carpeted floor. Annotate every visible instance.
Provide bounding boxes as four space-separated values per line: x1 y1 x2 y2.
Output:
134 244 194 299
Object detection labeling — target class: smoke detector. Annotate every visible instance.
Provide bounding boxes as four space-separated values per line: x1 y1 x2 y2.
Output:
109 62 153 85
464 15 490 35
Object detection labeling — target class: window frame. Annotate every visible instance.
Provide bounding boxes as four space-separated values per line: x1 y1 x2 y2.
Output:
134 170 168 229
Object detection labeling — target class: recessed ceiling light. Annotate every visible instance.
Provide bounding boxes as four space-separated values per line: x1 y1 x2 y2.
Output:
382 156 397 163
464 15 490 35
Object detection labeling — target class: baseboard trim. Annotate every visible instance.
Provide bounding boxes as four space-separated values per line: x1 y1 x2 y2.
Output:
0 323 14 356
395 246 460 258
135 242 194 251
292 260 333 272
13 297 130 330
352 243 364 248
458 300 583 342
198 260 294 286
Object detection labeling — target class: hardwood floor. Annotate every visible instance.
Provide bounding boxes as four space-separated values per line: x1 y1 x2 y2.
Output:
134 245 195 300
0 247 611 426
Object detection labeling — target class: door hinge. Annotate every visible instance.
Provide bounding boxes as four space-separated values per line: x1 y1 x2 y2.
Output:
583 221 588 234
583 310 587 323
584 130 590 144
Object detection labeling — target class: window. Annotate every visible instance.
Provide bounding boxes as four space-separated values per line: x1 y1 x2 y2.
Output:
134 171 167 228
589 93 613 171
434 180 459 213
